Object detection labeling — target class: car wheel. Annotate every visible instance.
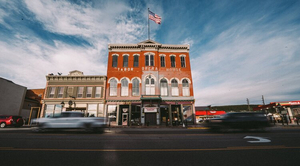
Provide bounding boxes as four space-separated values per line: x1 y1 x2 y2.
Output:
84 124 93 132
0 122 7 128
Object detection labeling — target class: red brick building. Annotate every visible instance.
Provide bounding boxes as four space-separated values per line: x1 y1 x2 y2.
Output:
106 40 195 126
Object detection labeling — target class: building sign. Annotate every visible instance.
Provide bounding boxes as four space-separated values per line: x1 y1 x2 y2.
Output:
289 101 300 105
144 107 157 113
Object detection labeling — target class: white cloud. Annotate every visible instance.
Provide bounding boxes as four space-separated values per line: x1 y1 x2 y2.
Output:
192 23 300 105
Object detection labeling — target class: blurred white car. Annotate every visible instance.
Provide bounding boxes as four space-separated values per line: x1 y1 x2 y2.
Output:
32 112 107 133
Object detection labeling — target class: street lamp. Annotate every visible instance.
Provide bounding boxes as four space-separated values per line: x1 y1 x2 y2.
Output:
61 101 65 113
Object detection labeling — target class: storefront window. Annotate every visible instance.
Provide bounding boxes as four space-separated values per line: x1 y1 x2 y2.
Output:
98 104 104 117
45 105 55 117
183 105 193 123
107 105 117 126
87 104 97 117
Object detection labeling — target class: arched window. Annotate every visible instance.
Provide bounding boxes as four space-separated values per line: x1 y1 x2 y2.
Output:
145 54 154 66
109 78 117 96
132 78 140 96
182 79 190 96
170 56 176 67
145 76 155 95
112 55 118 67
133 55 139 67
121 78 129 96
123 55 128 67
180 56 186 67
160 56 165 67
171 79 179 96
160 79 168 96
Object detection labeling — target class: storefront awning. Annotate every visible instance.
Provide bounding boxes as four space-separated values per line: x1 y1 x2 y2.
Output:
196 110 226 116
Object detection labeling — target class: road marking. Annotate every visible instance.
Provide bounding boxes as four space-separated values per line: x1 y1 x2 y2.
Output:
187 127 209 129
1 145 298 152
244 136 271 143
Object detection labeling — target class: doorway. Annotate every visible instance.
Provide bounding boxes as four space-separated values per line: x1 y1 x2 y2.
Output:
122 113 128 126
145 113 156 126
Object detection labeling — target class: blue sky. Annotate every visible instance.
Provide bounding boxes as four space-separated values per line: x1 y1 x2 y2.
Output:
1 0 300 106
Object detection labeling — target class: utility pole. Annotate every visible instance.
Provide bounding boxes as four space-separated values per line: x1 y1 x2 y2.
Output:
247 98 251 112
262 95 265 105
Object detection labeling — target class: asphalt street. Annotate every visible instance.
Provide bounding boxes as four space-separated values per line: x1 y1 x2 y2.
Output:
0 126 300 166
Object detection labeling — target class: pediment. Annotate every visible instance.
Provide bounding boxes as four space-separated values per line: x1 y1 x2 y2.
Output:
138 39 161 46
69 70 84 76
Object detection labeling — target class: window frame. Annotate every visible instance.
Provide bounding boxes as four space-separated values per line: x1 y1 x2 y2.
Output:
112 55 118 67
86 87 93 98
182 79 190 96
145 54 154 66
121 78 129 96
48 87 56 98
123 55 128 67
77 87 84 98
57 87 64 98
170 56 176 67
160 56 165 67
109 79 118 96
133 55 139 67
132 78 140 96
171 79 179 96
95 87 102 98
160 79 168 96
180 56 186 68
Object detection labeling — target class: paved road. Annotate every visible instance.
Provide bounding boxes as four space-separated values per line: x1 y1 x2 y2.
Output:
0 127 300 166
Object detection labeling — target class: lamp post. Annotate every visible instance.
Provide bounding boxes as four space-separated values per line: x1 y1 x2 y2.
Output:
60 101 65 113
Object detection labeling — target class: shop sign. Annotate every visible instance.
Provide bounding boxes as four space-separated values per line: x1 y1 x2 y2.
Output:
144 107 157 113
289 101 300 105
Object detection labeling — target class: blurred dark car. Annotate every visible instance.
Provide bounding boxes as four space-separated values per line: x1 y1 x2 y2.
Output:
0 115 24 128
204 112 271 132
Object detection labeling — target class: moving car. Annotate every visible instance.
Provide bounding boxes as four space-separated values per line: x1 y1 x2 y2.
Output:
204 112 271 132
31 112 107 133
0 115 24 128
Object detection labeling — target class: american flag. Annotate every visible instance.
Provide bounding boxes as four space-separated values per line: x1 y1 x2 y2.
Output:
149 10 161 24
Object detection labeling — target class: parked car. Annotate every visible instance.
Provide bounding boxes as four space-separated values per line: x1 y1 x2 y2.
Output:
31 112 107 133
204 112 271 132
0 115 24 128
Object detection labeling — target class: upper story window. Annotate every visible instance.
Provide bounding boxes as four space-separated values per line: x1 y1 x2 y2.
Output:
171 79 179 96
180 56 186 68
77 87 84 98
112 55 118 67
145 54 154 66
145 76 155 95
57 87 64 98
86 87 92 98
121 78 129 96
134 55 139 67
48 87 56 98
95 87 102 98
170 56 176 67
160 79 168 96
182 79 190 96
160 56 165 67
132 78 140 96
123 55 128 67
109 78 117 96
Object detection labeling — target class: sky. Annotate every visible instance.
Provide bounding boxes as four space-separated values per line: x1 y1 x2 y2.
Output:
0 0 300 106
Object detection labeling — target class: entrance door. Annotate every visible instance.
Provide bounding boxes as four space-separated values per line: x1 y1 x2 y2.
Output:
145 113 156 126
122 113 128 126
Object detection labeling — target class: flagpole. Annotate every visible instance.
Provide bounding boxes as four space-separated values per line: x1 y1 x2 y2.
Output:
148 8 150 40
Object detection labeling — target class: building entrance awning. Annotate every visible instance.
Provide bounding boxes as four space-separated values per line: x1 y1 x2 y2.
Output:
141 95 162 100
